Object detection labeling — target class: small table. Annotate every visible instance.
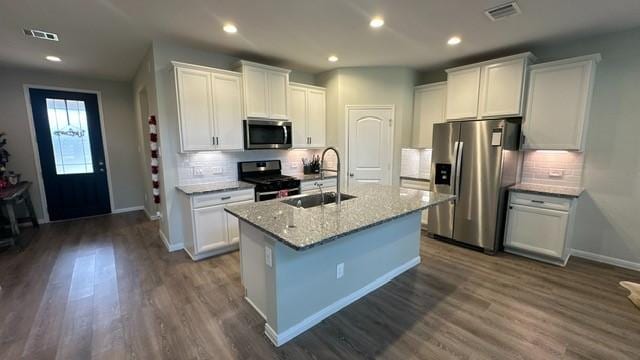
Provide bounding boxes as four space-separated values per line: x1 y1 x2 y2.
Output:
0 181 39 248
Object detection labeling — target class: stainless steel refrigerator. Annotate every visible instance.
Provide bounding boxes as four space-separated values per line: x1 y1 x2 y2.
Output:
428 119 520 253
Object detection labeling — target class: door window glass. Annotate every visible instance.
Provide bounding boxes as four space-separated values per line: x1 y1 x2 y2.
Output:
46 98 94 174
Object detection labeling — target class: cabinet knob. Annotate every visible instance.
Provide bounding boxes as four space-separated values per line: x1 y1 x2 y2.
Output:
349 173 354 177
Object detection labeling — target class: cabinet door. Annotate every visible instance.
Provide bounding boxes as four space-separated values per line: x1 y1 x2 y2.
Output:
226 199 253 244
212 73 244 150
193 204 228 254
176 67 215 151
289 86 308 148
243 66 269 118
523 60 595 150
267 71 289 119
413 84 446 148
478 58 526 118
505 204 568 258
445 67 481 120
307 88 326 148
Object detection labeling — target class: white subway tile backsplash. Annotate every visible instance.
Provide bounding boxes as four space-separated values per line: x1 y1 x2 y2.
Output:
521 151 584 188
177 149 323 185
400 148 431 179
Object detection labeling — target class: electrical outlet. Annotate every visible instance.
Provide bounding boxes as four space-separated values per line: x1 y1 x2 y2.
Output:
265 247 272 268
212 167 223 175
549 169 564 178
193 167 204 176
336 263 344 279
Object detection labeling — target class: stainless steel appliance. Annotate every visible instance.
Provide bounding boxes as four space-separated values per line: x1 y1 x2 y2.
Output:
238 160 300 201
428 119 520 253
244 120 292 149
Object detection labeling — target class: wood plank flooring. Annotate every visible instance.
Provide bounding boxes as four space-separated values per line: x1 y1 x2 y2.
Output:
1 211 639 359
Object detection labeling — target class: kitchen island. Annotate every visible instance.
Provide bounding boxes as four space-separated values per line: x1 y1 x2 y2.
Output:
224 184 454 346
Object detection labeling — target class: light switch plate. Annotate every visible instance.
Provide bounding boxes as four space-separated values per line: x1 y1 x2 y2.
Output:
211 167 223 175
336 263 344 279
193 167 204 176
549 169 564 178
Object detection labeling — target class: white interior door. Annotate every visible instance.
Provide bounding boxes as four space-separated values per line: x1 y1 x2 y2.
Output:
347 106 393 185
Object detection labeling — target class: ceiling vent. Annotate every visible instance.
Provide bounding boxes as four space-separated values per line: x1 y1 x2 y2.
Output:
23 28 59 42
485 1 522 21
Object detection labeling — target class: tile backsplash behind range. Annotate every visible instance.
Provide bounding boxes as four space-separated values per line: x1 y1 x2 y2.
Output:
521 151 585 188
178 149 326 185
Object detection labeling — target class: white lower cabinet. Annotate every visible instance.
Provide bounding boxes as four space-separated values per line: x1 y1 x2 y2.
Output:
504 192 575 266
180 188 254 261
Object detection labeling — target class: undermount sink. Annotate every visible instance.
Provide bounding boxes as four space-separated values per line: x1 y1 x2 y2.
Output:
281 192 356 209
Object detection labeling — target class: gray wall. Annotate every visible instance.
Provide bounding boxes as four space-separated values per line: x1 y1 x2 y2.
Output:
317 67 417 186
0 65 144 220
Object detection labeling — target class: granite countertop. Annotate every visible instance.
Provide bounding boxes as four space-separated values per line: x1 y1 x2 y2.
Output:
510 183 584 198
294 174 337 182
176 181 255 195
225 184 454 251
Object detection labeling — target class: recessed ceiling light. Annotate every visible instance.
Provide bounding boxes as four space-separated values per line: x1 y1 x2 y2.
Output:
447 36 462 46
223 23 238 34
369 16 385 28
328 55 339 62
45 55 61 62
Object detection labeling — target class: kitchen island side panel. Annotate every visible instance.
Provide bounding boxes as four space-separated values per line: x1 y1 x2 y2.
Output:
272 212 421 334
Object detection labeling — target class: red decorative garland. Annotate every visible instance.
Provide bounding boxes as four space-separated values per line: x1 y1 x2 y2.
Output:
149 115 160 204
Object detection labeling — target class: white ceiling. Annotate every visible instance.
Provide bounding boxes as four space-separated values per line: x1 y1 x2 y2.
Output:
2 0 640 81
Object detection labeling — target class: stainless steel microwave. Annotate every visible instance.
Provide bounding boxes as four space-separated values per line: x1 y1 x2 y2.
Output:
244 119 292 150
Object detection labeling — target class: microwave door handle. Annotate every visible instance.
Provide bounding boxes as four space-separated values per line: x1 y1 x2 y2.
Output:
282 125 288 145
453 141 464 200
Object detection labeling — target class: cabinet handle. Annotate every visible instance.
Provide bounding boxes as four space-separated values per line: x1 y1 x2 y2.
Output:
212 137 216 145
531 200 545 204
221 196 231 200
216 136 220 145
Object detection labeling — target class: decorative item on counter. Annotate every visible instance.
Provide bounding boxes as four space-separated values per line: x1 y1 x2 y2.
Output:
302 155 321 175
7 172 20 186
149 115 161 204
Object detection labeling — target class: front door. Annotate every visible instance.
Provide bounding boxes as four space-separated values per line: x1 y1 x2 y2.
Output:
29 88 111 221
347 106 393 185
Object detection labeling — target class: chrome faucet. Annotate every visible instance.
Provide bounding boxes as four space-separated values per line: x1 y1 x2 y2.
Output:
320 146 341 205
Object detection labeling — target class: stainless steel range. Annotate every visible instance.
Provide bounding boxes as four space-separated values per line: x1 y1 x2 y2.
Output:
238 160 300 202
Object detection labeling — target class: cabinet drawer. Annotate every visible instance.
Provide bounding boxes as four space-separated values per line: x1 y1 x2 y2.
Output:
192 189 254 208
510 192 571 211
300 178 337 191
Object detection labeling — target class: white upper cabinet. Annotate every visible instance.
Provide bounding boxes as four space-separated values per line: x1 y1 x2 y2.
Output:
237 60 291 120
445 53 534 121
174 62 244 152
212 73 244 150
412 82 447 148
478 57 529 118
175 67 215 151
289 83 326 148
445 67 481 120
523 54 601 151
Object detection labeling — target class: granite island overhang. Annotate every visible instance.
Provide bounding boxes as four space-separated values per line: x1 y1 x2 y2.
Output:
224 184 454 346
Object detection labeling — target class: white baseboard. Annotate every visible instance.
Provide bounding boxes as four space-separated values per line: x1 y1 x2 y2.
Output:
159 229 183 252
264 256 421 347
245 296 267 321
112 205 144 214
143 207 160 221
571 249 640 271
184 243 238 261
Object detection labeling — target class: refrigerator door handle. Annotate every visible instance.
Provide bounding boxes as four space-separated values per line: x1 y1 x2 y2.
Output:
454 141 464 200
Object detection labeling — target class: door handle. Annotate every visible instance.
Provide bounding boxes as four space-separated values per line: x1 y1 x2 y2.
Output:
453 141 464 198
349 173 354 177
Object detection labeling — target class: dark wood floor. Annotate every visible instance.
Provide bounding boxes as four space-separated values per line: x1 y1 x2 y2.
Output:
1 212 639 359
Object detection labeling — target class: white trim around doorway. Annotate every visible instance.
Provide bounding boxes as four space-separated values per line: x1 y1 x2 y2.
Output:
344 105 396 186
22 84 116 223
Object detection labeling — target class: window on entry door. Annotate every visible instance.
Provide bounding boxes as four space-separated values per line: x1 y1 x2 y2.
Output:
45 98 94 174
